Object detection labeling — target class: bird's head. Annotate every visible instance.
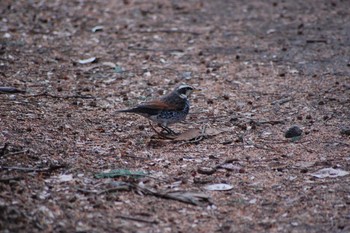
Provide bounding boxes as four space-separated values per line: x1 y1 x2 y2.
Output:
175 84 198 99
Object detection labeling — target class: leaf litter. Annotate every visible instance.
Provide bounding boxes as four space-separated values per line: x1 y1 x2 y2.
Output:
1 1 350 232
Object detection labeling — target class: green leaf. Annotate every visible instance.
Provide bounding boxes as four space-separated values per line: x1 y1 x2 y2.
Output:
114 65 124 73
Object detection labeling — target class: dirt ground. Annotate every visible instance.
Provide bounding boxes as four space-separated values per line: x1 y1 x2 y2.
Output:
1 0 350 232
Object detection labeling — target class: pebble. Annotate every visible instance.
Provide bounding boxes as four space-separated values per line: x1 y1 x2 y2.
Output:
197 167 216 175
285 125 302 138
340 127 350 136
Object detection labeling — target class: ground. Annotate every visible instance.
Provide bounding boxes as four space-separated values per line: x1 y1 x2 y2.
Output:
1 0 350 232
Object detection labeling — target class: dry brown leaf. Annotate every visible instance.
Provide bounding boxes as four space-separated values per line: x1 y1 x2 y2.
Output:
174 128 201 141
205 127 228 136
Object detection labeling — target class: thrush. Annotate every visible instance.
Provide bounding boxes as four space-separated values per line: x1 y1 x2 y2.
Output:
117 84 197 134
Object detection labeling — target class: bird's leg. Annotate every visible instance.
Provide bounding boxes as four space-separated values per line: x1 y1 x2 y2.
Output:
159 124 178 135
148 122 177 139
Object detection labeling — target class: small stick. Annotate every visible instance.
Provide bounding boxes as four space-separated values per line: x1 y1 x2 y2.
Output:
4 150 26 157
137 29 200 35
271 97 293 105
1 164 66 172
128 47 184 53
115 214 158 224
0 176 23 182
30 92 95 99
306 39 327 43
0 87 26 94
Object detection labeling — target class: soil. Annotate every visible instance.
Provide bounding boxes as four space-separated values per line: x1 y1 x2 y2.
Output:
1 0 350 232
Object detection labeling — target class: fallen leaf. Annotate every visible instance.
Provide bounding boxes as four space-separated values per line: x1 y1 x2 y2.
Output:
78 57 97 64
294 161 315 168
91 25 104 32
205 127 226 136
310 168 349 178
174 128 201 141
58 174 73 182
204 183 233 191
102 62 116 68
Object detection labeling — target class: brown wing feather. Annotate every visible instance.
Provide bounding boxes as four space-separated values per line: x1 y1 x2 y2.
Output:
139 100 179 110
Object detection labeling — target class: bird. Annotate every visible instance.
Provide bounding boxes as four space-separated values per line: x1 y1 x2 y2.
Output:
117 84 197 135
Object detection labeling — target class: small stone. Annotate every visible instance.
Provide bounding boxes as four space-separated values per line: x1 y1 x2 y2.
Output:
340 127 350 136
223 94 229 100
197 167 216 175
89 101 97 107
285 125 302 138
300 168 308 173
230 117 238 122
222 140 233 145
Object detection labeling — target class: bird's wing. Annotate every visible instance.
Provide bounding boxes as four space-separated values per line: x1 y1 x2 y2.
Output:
116 99 184 115
138 100 180 111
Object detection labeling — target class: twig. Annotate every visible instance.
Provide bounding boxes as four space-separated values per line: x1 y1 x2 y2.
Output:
98 186 131 194
4 150 27 157
256 120 285 125
271 97 293 105
136 29 200 35
78 182 211 206
77 185 131 194
30 92 95 99
77 181 132 195
252 143 279 152
122 154 149 160
137 185 211 206
127 47 184 53
0 87 26 94
0 176 23 182
1 164 66 172
77 188 99 194
115 214 158 224
306 39 327 44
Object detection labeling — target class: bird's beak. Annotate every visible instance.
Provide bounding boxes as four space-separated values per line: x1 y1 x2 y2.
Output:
192 88 201 92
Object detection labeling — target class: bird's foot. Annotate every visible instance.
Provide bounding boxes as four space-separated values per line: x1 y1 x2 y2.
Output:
148 122 177 139
159 125 178 136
